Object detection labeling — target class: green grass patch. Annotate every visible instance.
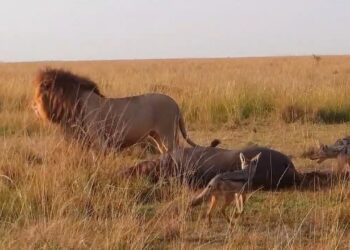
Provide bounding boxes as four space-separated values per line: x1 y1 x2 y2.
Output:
210 102 229 124
315 106 350 123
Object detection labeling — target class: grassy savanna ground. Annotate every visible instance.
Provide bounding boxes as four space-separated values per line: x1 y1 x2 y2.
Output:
1 56 350 249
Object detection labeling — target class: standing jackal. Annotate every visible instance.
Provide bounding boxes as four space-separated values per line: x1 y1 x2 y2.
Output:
189 152 261 226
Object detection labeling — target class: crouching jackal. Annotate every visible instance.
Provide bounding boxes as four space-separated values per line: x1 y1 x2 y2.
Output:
189 152 261 226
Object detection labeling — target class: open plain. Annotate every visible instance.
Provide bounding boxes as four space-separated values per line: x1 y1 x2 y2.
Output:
1 56 350 249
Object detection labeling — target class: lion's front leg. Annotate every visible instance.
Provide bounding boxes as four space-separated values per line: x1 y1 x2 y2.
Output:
84 121 110 154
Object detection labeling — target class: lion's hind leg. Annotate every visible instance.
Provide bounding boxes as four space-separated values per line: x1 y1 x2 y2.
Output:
154 126 178 153
149 131 168 154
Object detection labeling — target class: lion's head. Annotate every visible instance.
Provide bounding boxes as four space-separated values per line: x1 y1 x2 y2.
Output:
32 68 103 124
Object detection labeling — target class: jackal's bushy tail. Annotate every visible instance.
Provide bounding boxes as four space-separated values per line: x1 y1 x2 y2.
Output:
190 187 211 207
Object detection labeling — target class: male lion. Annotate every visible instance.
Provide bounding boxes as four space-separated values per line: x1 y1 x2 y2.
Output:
32 68 201 153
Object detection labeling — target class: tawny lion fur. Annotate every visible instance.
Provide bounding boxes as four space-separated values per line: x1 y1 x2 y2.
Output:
32 68 201 153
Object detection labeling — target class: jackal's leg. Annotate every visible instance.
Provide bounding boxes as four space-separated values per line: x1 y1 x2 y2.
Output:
238 194 244 214
234 193 240 217
234 193 245 216
220 196 234 225
207 195 216 227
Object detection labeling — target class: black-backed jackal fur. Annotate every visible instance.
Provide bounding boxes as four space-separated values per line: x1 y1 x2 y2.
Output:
308 138 350 173
189 152 261 227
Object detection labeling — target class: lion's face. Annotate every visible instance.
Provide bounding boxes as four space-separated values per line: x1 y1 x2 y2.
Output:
32 87 50 122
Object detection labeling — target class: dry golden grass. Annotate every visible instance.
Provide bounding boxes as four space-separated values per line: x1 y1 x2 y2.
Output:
1 56 350 249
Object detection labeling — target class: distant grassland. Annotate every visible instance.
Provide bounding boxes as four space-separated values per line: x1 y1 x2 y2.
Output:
1 56 350 249
1 56 350 128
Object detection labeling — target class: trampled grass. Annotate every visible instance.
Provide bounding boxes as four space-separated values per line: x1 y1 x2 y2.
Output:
0 56 350 249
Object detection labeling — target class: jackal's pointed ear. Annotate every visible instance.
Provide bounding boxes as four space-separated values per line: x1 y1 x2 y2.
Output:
239 153 246 165
320 144 327 151
251 152 262 166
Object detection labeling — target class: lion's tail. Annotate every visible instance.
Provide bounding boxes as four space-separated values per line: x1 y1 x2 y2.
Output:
178 115 221 148
178 114 198 147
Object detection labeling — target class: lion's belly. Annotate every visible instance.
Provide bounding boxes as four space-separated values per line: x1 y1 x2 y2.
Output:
102 115 153 149
98 96 173 149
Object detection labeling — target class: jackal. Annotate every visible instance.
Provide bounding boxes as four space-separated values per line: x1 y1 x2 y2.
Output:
189 152 261 226
308 138 350 173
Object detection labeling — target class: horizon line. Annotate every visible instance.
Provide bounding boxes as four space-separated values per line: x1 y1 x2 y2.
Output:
2 53 350 64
